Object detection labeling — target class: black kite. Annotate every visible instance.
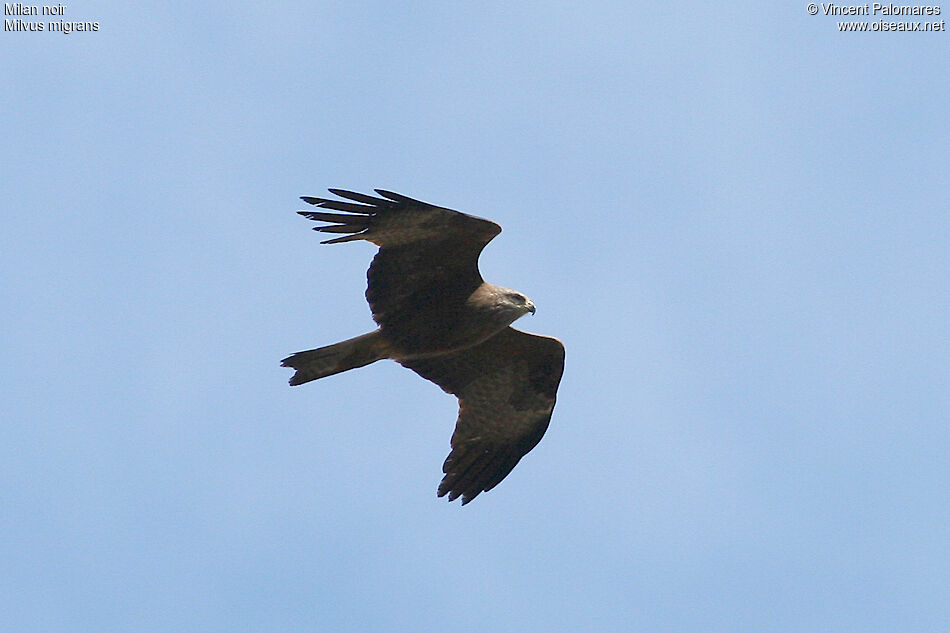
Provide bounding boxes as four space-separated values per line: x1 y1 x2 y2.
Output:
282 189 565 504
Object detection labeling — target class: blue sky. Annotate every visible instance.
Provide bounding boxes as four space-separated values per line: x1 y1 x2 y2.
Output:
3 2 949 631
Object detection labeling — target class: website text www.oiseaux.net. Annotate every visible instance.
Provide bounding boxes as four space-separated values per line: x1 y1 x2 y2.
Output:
811 3 946 31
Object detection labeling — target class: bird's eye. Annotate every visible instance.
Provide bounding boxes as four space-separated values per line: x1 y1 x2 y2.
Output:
506 293 524 304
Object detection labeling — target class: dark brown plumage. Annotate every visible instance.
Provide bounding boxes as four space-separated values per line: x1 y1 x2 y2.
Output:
282 189 565 504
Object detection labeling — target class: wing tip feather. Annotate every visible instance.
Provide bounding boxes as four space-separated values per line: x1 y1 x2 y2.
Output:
374 189 421 204
327 188 392 206
319 233 366 245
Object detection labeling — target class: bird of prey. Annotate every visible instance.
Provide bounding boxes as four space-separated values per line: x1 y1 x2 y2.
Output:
282 189 565 505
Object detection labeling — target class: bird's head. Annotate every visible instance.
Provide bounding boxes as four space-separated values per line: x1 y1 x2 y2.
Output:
468 284 537 330
498 288 536 320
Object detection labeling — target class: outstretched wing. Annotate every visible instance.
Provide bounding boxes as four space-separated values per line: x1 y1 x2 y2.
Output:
400 328 566 505
299 189 502 351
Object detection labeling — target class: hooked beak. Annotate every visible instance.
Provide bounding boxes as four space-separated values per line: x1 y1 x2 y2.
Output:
526 301 536 315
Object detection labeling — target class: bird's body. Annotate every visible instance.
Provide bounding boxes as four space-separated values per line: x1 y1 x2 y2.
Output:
282 189 564 504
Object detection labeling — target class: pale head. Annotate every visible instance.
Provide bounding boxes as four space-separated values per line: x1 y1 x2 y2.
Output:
484 284 536 323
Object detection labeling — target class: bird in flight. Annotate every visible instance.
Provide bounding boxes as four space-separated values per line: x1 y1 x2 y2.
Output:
282 189 565 504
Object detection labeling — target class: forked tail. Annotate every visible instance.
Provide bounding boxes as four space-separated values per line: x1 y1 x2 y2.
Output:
281 330 388 386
